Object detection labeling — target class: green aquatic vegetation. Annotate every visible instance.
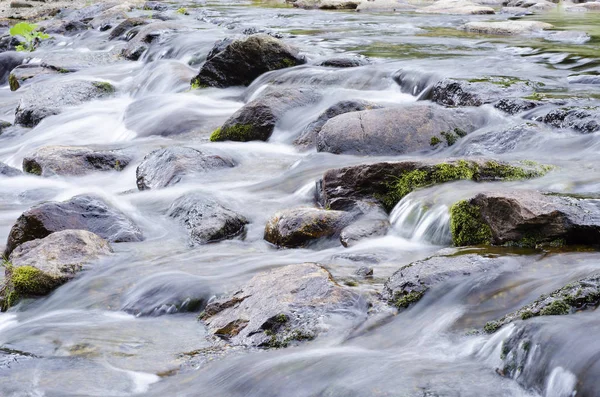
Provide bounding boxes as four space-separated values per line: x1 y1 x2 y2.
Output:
92 81 115 94
440 131 457 146
450 200 493 247
9 22 50 52
393 291 424 309
539 300 570 316
430 136 442 146
520 310 534 320
210 124 254 142
483 321 501 334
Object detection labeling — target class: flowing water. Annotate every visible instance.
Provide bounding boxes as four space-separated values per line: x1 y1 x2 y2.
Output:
0 1 599 396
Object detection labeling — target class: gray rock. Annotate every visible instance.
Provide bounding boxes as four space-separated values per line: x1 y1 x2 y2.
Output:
484 272 600 333
211 88 320 142
316 105 485 155
1 230 112 310
568 75 600 85
136 147 234 190
429 78 536 107
454 123 540 156
383 253 526 309
0 120 10 134
293 0 360 9
23 146 132 177
0 51 24 85
0 162 22 177
450 190 600 247
0 36 22 52
108 17 149 40
121 272 211 316
461 21 553 35
4 195 144 256
541 106 600 133
339 206 390 247
8 64 64 92
143 1 169 11
167 193 248 245
417 0 495 14
294 99 382 148
122 22 180 60
201 263 366 347
192 34 306 88
317 57 369 67
493 98 540 115
14 79 115 128
39 20 89 36
264 207 354 248
355 266 374 278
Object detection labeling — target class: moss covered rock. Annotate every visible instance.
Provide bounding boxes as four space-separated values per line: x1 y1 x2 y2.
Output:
483 272 600 334
320 159 550 212
0 230 112 310
450 190 600 247
192 34 306 88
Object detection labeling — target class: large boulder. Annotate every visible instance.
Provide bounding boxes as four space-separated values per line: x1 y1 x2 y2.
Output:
450 190 600 247
201 263 366 348
192 34 306 88
0 162 22 177
136 147 234 190
460 21 553 36
429 78 537 107
210 88 320 142
167 193 248 245
315 104 485 155
1 230 112 310
264 207 354 248
0 52 24 85
294 99 382 148
382 253 530 310
483 272 600 334
22 146 132 177
541 106 600 134
4 195 144 256
14 79 115 128
320 159 550 211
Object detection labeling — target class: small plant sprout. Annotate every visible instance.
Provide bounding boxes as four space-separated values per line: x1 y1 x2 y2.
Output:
177 7 189 15
9 22 50 52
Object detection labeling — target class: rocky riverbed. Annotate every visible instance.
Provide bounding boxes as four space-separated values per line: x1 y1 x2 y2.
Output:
0 0 599 396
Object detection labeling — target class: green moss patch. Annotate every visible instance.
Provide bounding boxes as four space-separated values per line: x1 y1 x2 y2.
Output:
210 124 254 142
450 200 493 247
0 264 61 311
393 291 424 309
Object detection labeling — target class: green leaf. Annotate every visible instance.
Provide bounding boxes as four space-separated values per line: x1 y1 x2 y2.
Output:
9 22 37 38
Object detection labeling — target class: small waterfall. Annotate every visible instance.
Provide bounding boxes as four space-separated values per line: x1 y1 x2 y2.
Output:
389 196 451 245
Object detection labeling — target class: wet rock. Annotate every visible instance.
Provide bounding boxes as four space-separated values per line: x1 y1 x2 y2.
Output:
264 207 354 248
568 75 600 85
315 104 484 155
143 1 169 11
0 120 10 134
0 52 24 85
544 30 590 44
450 190 600 247
201 263 366 347
461 21 553 36
0 36 22 52
122 22 180 61
14 79 115 128
136 147 234 190
493 98 540 115
192 34 306 88
211 88 320 142
0 162 22 177
383 253 528 310
429 78 536 107
108 17 149 40
167 193 248 245
320 159 550 211
294 99 382 148
88 5 130 31
417 0 495 14
293 0 360 9
121 272 211 316
454 123 540 156
8 64 65 91
339 206 390 247
541 107 600 133
40 20 89 36
317 57 369 68
206 38 234 61
355 266 373 278
23 146 132 177
1 230 112 310
4 195 144 256
483 272 600 333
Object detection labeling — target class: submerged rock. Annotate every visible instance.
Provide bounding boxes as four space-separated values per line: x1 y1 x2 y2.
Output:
383 253 528 310
192 34 306 88
136 147 234 190
264 207 354 248
0 162 22 177
167 193 248 245
317 57 369 68
453 123 541 156
211 88 320 142
0 52 24 85
541 106 600 134
23 146 132 177
293 0 360 9
450 190 600 247
484 272 600 333
339 206 390 247
461 21 553 36
294 99 381 148
121 272 212 316
1 230 112 310
8 64 65 92
14 79 115 128
201 263 365 347
315 104 485 155
429 78 536 107
4 195 144 256
417 0 495 14
121 22 180 60
320 159 550 211
108 17 149 40
493 98 539 115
